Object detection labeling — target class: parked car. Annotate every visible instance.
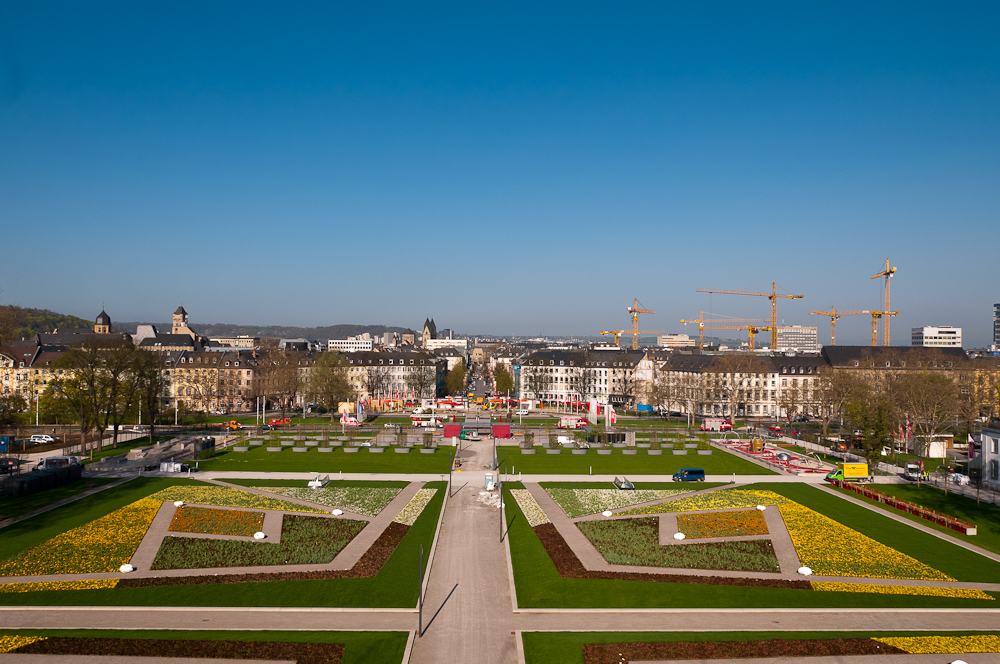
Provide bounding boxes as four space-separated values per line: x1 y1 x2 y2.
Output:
29 434 55 444
672 468 706 482
515 409 529 416
949 473 970 486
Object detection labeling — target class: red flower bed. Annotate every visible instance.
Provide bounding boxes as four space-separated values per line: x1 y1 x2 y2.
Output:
836 481 977 535
118 522 408 588
534 523 809 590
583 637 904 663
12 637 343 664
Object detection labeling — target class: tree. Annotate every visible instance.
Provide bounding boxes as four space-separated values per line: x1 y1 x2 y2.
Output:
101 340 140 447
55 338 110 451
815 369 867 439
708 353 767 423
406 364 436 400
494 366 514 395
306 351 355 423
361 364 390 402
258 351 306 419
846 394 894 470
523 366 550 403
444 360 466 396
134 351 169 437
896 371 958 456
648 369 678 420
0 394 27 427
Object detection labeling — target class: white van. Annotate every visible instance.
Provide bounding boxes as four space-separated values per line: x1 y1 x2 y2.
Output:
34 456 81 471
30 434 55 444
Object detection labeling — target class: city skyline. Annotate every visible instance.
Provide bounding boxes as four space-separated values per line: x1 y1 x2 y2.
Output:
2 3 998 346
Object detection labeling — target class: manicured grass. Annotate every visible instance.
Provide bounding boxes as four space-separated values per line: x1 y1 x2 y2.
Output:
831 482 1000 556
0 480 446 607
198 445 451 473
503 481 998 608
0 478 116 520
224 479 411 489
763 483 1000 583
0 630 408 664
522 630 1000 664
540 482 726 491
81 436 173 464
497 447 773 476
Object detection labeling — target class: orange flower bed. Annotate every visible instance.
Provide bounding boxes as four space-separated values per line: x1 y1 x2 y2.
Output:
168 506 264 537
677 509 768 538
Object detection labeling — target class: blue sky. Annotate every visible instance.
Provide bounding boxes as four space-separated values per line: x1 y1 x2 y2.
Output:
1 2 998 346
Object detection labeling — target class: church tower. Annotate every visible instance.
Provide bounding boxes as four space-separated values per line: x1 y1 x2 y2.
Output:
172 306 189 335
94 309 111 334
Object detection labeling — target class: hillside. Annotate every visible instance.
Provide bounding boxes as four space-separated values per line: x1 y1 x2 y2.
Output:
9 308 95 340
115 322 409 341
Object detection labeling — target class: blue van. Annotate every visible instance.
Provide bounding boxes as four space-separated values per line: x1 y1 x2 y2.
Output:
672 468 705 482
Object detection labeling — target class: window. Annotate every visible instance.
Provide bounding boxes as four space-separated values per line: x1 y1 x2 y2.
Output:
993 437 1000 455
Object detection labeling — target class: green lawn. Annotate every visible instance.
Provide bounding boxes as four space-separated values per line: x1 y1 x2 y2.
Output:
830 482 1000 556
223 478 411 489
197 445 452 473
502 481 998 608
0 478 446 607
522 630 1000 664
497 447 773 476
82 436 174 464
0 478 116 520
0 630 408 664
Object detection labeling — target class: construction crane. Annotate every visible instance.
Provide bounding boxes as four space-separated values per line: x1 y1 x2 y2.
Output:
690 324 774 350
696 282 804 349
600 329 664 347
679 312 768 350
871 259 898 346
626 298 655 350
868 311 899 347
808 307 873 345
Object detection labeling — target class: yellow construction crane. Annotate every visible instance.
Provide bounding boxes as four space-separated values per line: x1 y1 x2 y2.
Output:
868 311 899 347
600 328 664 347
871 259 898 346
689 324 774 350
696 282 804 349
679 312 768 349
626 298 655 350
808 307 873 345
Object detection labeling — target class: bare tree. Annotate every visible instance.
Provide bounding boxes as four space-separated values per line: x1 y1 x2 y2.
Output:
362 364 391 401
815 368 867 439
523 366 551 403
709 353 767 423
134 351 169 438
896 371 958 456
405 364 436 400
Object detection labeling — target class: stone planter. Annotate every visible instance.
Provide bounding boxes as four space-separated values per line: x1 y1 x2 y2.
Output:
519 443 532 449
232 446 249 452
305 441 319 447
623 449 637 455
521 449 536 455
344 447 359 453
597 449 612 455
636 443 651 448
672 449 688 455
420 448 436 454
571 449 588 455
685 443 699 448
546 449 561 455
249 441 263 446
293 447 308 452
647 449 663 455
368 447 384 453
697 449 713 455
266 447 282 452
394 448 410 454
318 447 332 453
329 441 343 447
280 440 295 447
612 443 627 448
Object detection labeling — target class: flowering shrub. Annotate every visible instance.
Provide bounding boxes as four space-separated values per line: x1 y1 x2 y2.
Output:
510 489 550 527
393 488 438 526
256 486 401 517
619 489 792 515
677 509 769 538
0 636 47 653
545 488 687 518
874 635 1000 654
812 581 993 600
0 497 162 576
779 503 952 580
169 506 264 536
148 487 324 513
0 579 119 594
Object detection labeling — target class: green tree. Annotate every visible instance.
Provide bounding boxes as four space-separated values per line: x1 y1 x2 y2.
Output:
134 351 170 438
445 360 466 395
0 394 27 427
846 395 893 470
494 366 514 395
306 351 355 423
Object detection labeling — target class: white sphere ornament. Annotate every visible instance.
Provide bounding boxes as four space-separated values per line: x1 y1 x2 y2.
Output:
673 532 686 541
602 510 613 517
950 660 969 664
756 505 766 511
119 564 134 573
332 509 343 516
797 566 813 576
253 531 266 540
173 501 184 507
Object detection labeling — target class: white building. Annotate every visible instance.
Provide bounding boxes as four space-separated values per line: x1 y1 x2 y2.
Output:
775 326 819 353
658 333 695 348
911 326 963 348
425 338 468 351
328 336 374 352
982 426 1000 489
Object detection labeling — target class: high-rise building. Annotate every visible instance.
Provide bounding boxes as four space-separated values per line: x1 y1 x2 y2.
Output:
658 333 695 348
911 326 963 348
774 326 819 352
994 303 1000 348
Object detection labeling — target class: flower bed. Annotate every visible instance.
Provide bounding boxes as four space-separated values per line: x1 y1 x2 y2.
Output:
169 506 264 536
0 636 47 653
534 523 809 589
258 486 401 517
619 488 792 515
582 637 904 663
5 637 345 664
510 489 550 526
874 635 1000 654
677 509 768 538
812 581 993 600
835 481 977 535
578 517 780 573
151 514 366 570
149 486 325 513
0 497 162 576
393 488 437 526
779 503 952 580
0 579 119 594
544 488 687 518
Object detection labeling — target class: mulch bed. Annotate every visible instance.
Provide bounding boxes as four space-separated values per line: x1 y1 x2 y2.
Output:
534 523 810 590
118 522 408 588
582 637 905 663
11 636 343 664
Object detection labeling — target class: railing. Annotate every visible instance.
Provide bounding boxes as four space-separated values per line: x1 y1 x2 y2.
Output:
835 480 977 536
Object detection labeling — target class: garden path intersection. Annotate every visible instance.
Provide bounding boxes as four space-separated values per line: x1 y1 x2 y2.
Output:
2 436 1000 663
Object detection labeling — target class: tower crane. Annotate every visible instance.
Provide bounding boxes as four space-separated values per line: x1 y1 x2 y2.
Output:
868 311 899 347
871 259 898 346
688 324 774 350
626 298 655 350
679 312 768 349
696 282 803 349
808 307 873 345
600 328 664 347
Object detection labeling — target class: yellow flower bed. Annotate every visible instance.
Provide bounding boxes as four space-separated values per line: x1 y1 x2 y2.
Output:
0 497 162 577
619 489 792 515
813 581 992 600
0 579 119 594
874 635 1000 653
780 503 952 580
148 486 325 513
0 636 47 653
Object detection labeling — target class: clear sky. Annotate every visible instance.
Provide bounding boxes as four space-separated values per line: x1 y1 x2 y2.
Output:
1 2 998 346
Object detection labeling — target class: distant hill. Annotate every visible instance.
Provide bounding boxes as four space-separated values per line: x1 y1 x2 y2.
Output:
115 322 409 341
10 308 95 341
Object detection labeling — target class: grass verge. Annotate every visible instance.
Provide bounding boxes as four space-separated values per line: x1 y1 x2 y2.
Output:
497 448 772 475
198 446 450 473
0 478 116 520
